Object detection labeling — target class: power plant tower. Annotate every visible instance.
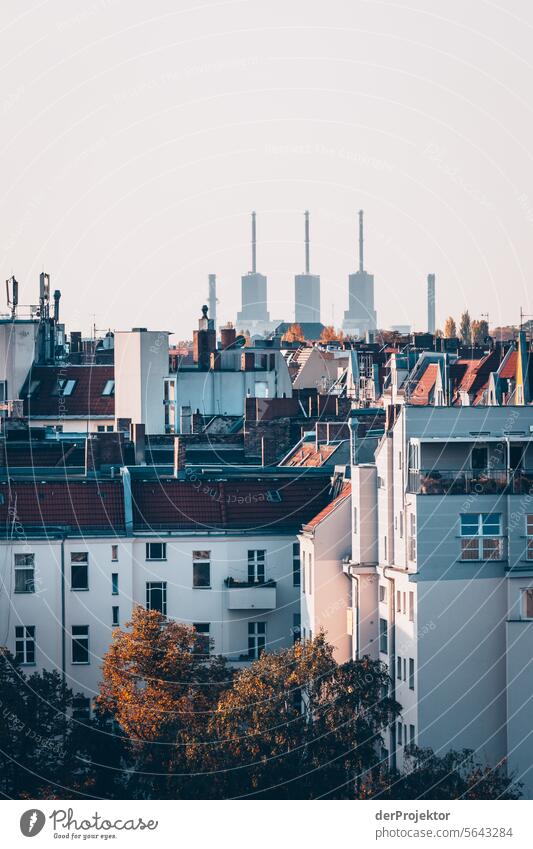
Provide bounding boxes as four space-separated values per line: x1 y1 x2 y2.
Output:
427 273 436 333
236 211 270 329
342 210 377 336
207 273 217 330
294 210 321 323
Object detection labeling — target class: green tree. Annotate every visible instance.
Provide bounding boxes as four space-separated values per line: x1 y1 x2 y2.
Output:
471 319 489 345
459 310 472 345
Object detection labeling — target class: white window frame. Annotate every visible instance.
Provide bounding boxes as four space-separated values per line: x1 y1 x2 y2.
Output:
102 379 115 396
71 625 90 665
522 588 533 620
70 552 89 591
14 553 35 594
15 625 35 664
146 581 167 614
247 549 266 584
460 513 503 561
146 542 167 561
248 621 266 659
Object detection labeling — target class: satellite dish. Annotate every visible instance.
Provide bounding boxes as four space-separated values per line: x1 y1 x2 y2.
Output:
233 334 247 348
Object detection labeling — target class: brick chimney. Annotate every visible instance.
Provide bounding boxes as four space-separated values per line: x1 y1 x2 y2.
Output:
220 324 236 349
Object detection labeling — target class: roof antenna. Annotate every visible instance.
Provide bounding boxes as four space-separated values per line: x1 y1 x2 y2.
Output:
358 209 364 272
304 210 310 274
251 211 257 274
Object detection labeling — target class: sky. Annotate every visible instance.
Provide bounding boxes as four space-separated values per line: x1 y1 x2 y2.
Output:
1 0 532 340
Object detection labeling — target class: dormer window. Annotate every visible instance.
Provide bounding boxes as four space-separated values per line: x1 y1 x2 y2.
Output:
102 379 115 396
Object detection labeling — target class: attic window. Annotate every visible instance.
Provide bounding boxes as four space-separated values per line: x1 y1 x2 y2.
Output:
57 378 77 396
102 379 115 396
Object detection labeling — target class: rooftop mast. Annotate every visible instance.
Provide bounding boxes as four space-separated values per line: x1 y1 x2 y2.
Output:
304 210 310 274
358 209 364 272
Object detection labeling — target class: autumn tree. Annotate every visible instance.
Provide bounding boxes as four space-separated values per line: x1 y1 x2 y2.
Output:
443 316 457 338
471 318 489 345
282 323 305 343
320 325 344 344
208 634 400 799
459 310 472 345
376 746 521 800
96 606 231 798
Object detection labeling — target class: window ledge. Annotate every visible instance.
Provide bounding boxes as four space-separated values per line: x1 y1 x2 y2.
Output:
71 661 90 666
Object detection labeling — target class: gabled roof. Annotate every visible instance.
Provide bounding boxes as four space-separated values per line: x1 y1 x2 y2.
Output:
281 441 343 468
451 350 501 405
21 365 115 418
301 481 351 532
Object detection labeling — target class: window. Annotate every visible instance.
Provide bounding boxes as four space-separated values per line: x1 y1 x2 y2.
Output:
353 506 358 533
384 535 387 560
409 658 415 691
248 550 265 583
192 551 211 588
146 582 167 614
102 379 115 396
398 451 402 470
111 544 118 562
70 552 88 590
15 625 35 664
57 378 77 396
248 622 266 659
379 584 386 603
403 592 407 615
292 542 301 587
292 613 301 644
106 425 113 432
193 623 210 656
460 513 502 561
72 626 89 664
471 444 488 470
97 425 105 432
396 590 401 613
302 551 306 593
409 724 415 745
397 656 402 680
14 553 35 593
526 516 533 560
308 554 313 595
399 511 404 539
72 696 91 721
397 721 403 746
111 573 119 595
146 542 166 561
112 606 120 627
522 589 533 619
409 591 414 622
379 618 388 654
408 514 416 560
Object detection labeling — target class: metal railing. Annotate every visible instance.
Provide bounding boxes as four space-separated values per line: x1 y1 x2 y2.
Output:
408 468 533 495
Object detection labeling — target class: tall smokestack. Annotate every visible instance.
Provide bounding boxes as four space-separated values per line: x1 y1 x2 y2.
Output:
208 274 217 330
304 210 310 274
427 273 436 333
251 211 257 274
358 209 364 272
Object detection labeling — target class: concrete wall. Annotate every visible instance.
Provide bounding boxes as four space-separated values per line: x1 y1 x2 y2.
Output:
115 329 169 433
0 320 39 400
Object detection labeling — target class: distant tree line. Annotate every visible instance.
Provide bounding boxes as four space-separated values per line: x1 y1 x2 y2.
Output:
0 608 521 800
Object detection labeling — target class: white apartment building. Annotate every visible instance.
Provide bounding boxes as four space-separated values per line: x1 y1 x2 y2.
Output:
303 405 533 798
0 471 331 704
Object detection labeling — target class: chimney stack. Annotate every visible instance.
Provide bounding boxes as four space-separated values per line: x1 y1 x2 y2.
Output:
427 274 436 334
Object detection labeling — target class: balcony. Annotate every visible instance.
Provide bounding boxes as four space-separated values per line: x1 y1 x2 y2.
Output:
224 577 277 610
408 469 533 496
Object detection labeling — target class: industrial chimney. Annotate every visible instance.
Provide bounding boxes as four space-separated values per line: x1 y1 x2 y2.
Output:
427 274 436 334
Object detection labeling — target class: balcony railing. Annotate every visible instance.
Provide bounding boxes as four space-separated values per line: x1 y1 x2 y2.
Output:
408 469 533 496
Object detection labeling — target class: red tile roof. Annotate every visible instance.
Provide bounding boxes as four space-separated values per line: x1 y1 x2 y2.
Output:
22 365 115 418
451 350 501 405
499 351 517 379
302 481 351 531
410 363 438 406
0 480 125 533
131 476 333 532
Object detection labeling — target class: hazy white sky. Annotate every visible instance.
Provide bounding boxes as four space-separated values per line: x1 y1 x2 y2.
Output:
1 0 532 339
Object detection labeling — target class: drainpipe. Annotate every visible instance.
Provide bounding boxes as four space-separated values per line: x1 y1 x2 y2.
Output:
350 571 359 660
383 566 397 771
60 533 66 682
